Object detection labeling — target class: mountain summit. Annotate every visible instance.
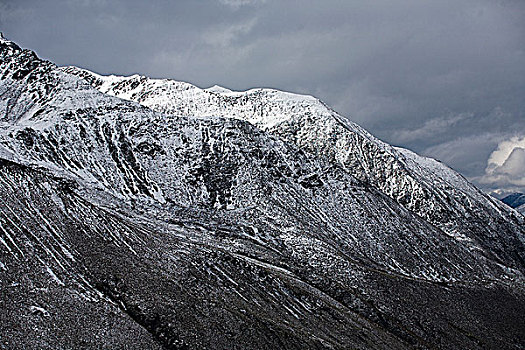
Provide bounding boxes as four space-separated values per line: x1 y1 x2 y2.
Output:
1 38 525 349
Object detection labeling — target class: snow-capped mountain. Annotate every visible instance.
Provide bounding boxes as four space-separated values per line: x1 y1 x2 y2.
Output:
1 36 525 349
500 193 525 215
64 66 525 269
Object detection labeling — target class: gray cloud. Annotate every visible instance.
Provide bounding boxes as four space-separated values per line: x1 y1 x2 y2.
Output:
1 0 524 193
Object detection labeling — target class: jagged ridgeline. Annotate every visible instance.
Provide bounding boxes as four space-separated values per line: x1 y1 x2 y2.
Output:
1 36 525 349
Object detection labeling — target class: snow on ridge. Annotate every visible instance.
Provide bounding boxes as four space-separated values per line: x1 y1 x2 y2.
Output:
64 66 525 257
394 147 476 193
63 67 396 154
62 67 329 127
205 85 233 94
0 33 9 44
65 67 493 196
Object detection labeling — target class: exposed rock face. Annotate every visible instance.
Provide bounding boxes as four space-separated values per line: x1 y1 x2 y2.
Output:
1 37 525 349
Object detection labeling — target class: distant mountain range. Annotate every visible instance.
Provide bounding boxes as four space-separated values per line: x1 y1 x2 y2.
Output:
502 192 525 208
1 36 525 349
501 193 525 214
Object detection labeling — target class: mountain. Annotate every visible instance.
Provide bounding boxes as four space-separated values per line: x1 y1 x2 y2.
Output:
500 193 525 215
1 36 525 349
501 192 525 209
64 66 525 269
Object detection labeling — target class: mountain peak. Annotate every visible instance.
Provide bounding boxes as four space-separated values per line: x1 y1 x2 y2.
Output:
205 84 233 94
0 32 11 45
0 32 14 46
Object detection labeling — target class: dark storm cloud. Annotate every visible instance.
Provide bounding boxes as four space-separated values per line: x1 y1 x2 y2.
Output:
1 0 524 194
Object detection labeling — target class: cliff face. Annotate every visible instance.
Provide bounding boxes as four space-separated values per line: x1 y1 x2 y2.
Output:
1 37 525 349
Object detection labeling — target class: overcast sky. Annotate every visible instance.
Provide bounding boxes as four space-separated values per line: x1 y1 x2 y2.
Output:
1 0 524 196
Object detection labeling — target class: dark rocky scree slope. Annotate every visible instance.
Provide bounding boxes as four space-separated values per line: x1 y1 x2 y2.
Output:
1 37 525 349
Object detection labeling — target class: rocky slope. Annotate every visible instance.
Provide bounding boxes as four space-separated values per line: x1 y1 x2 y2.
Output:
1 36 525 349
64 66 525 271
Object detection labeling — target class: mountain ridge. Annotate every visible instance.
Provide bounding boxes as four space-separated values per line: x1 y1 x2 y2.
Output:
63 65 525 270
502 192 525 209
1 37 525 349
